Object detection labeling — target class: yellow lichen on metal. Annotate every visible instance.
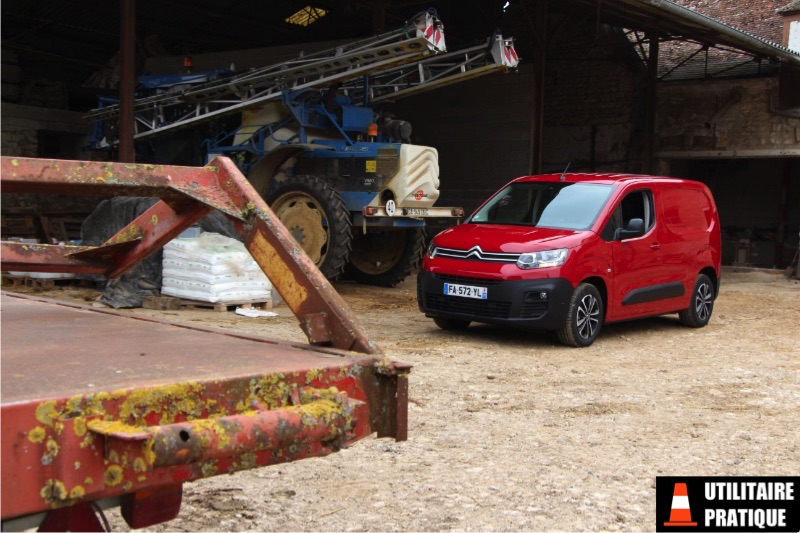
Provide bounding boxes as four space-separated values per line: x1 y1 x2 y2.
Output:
200 461 218 478
118 381 206 424
193 419 234 450
306 368 323 384
80 432 96 449
247 231 308 309
40 479 67 504
87 419 149 436
12 158 19 167
143 439 156 466
104 465 124 487
73 417 88 437
28 426 47 443
247 373 293 410
133 457 148 473
300 386 339 404
239 451 257 470
112 224 141 244
296 400 343 423
74 461 81 470
46 438 60 457
85 477 94 486
151 214 159 225
35 400 59 427
69 485 86 499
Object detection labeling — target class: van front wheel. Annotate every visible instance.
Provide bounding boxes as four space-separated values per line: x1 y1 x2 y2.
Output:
557 283 603 347
678 274 714 327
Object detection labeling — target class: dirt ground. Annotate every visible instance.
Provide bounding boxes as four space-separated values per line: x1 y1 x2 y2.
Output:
9 269 799 531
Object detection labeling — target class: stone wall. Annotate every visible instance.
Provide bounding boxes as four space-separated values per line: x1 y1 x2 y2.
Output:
1 102 90 158
656 77 800 154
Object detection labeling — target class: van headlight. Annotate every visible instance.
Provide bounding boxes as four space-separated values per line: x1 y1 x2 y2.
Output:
516 248 568 269
426 241 437 260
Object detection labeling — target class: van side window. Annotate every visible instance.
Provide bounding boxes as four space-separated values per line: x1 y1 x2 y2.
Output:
601 190 655 241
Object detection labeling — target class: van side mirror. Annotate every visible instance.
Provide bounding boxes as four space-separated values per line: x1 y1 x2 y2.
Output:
615 218 645 240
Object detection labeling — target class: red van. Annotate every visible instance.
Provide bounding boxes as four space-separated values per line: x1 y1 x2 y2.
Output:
418 173 721 347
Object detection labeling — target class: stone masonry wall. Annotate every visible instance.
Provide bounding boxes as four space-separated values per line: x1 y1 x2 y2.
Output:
656 77 800 153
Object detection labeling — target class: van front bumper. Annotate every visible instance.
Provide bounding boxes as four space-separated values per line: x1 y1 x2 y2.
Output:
417 270 575 330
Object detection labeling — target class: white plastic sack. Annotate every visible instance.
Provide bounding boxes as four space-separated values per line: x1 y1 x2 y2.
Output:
161 233 272 304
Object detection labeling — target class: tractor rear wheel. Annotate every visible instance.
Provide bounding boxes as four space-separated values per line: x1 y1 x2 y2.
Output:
265 175 352 279
345 228 425 287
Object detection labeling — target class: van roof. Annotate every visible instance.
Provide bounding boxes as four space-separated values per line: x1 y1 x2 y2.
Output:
513 173 689 186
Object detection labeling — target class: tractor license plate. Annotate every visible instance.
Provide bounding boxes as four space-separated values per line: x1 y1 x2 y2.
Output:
405 208 429 216
444 283 487 299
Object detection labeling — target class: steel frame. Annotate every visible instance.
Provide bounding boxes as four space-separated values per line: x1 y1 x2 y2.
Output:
84 14 445 144
0 155 411 530
0 155 380 353
343 34 519 104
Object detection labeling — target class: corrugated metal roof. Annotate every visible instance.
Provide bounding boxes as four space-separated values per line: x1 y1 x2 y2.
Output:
567 0 800 64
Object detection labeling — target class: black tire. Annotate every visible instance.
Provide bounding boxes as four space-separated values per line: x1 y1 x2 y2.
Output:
344 228 425 287
265 175 352 279
678 273 714 327
433 317 471 330
557 283 604 347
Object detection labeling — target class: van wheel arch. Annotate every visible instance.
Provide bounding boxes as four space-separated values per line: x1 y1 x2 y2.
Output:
581 276 608 320
699 267 718 299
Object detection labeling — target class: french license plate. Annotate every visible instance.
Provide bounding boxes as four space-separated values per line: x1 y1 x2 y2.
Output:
443 283 487 299
405 208 429 216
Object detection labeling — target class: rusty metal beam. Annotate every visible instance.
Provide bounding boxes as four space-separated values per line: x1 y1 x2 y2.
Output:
93 199 214 278
0 241 134 274
0 155 381 355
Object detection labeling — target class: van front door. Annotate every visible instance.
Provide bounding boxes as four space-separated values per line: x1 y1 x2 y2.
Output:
606 189 680 320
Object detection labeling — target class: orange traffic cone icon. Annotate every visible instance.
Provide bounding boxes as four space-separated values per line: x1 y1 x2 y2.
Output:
664 482 697 527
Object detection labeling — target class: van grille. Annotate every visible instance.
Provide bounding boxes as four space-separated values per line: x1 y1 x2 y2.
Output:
424 292 511 319
434 246 519 263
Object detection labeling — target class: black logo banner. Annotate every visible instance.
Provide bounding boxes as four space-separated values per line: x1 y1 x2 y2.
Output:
656 477 799 532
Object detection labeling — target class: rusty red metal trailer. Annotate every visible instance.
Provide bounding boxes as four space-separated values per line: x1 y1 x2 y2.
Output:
0 156 410 531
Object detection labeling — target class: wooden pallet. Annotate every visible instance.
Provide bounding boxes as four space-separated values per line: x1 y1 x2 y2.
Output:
1 275 87 290
142 295 272 312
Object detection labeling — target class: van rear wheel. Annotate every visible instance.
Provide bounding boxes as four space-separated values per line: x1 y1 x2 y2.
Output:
679 273 714 327
557 283 603 347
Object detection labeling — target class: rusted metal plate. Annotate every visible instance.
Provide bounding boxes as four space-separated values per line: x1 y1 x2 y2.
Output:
0 293 377 403
0 293 402 523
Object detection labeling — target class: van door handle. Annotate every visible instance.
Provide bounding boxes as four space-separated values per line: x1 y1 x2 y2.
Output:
650 243 660 251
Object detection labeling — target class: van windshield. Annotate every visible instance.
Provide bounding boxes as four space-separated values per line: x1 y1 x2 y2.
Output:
469 182 614 230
